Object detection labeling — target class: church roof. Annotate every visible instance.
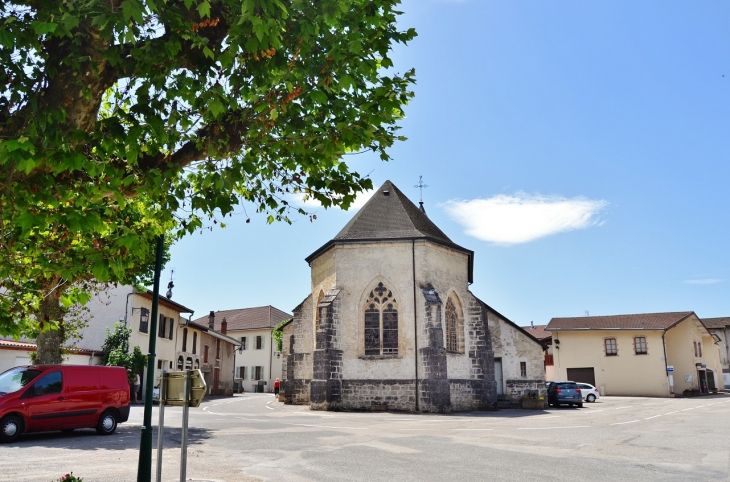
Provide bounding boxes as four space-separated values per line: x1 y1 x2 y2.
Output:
305 180 474 281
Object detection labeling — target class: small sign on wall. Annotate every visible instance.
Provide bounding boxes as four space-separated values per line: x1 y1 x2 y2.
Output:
685 374 694 383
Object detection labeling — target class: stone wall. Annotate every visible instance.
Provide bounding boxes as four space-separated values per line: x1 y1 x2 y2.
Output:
281 295 313 405
341 380 416 411
505 379 546 404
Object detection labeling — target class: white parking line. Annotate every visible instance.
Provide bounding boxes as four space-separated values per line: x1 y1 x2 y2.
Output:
644 415 662 420
665 411 679 415
265 406 274 410
454 429 493 431
615 406 631 410
292 424 367 430
517 426 589 430
680 408 694 411
611 420 639 425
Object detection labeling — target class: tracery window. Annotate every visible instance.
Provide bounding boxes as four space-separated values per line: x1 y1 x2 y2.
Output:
364 282 398 355
445 296 465 353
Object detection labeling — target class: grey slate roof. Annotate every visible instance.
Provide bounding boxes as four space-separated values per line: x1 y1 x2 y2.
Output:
305 180 474 281
547 312 695 331
702 317 730 329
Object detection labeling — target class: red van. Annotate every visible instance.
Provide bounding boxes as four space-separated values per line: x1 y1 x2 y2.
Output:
0 364 130 442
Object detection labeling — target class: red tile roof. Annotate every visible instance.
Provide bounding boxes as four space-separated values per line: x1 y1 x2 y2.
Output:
547 312 695 331
519 324 552 340
702 317 730 329
191 306 291 331
0 339 36 350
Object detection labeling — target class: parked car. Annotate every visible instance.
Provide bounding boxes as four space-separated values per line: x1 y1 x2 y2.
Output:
547 381 583 408
576 383 600 402
0 365 130 443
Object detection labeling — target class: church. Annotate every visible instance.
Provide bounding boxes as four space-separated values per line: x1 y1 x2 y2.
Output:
280 180 545 412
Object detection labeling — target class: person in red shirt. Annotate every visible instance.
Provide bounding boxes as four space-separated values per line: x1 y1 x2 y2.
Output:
273 378 280 396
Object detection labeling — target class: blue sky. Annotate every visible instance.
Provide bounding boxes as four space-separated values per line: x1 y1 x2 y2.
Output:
164 1 729 325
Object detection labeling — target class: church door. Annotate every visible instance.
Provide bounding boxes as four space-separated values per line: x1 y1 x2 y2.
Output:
494 358 504 395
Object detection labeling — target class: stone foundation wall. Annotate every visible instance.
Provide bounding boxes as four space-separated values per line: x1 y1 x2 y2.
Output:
505 378 546 403
341 379 416 411
449 379 498 411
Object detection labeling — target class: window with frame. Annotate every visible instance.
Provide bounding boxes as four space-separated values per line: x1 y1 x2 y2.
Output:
185 357 192 370
182 328 188 352
520 361 527 377
168 317 174 339
605 338 617 356
255 336 263 349
238 366 247 379
192 332 197 354
203 345 209 363
157 360 163 369
139 308 149 333
698 342 702 358
364 282 398 356
253 366 263 380
634 336 647 355
216 339 221 359
445 296 465 353
177 356 184 370
240 337 247 350
158 315 166 338
315 290 324 332
693 341 698 357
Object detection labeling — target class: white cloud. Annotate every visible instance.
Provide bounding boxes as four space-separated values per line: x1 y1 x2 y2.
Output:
684 279 723 285
441 192 608 245
289 189 375 211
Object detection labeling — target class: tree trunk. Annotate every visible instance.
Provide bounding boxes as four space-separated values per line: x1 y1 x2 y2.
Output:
35 285 65 365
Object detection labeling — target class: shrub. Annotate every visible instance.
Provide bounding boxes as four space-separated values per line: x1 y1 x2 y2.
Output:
56 473 83 482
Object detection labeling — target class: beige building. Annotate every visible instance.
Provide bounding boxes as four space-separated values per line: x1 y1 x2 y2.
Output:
0 340 100 372
702 317 730 389
191 307 290 393
547 312 723 397
281 180 544 412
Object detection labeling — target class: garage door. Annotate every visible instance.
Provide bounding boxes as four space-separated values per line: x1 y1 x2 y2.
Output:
566 367 595 386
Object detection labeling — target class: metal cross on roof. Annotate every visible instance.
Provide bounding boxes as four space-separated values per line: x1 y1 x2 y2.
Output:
414 175 428 203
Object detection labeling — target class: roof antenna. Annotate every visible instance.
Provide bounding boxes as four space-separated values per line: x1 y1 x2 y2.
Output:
530 320 534 329
414 175 428 213
584 310 589 317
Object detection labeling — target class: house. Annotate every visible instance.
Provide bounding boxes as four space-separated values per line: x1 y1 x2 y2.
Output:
701 317 730 389
547 311 724 397
0 340 100 372
484 306 546 404
280 180 545 412
192 307 291 393
520 324 555 381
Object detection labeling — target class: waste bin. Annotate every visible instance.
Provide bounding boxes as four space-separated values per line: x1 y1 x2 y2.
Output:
257 380 266 393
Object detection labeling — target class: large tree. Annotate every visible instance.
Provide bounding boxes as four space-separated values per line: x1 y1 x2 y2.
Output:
0 0 415 357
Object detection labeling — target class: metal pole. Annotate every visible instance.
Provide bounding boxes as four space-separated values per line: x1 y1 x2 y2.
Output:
156 371 166 482
180 369 191 482
138 234 165 482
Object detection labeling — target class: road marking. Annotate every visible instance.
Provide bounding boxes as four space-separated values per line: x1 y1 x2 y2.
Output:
665 411 678 415
237 417 266 422
266 401 272 405
615 406 631 410
292 424 367 430
401 429 431 431
611 420 639 425
644 415 662 420
578 410 603 414
517 426 589 430
680 408 694 411
265 406 274 410
454 429 493 431
536 416 560 419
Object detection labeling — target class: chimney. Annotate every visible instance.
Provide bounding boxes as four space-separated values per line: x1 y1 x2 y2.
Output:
208 311 215 329
221 317 227 335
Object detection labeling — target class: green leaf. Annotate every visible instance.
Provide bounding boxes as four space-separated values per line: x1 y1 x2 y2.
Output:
197 0 211 18
121 0 144 24
31 21 57 35
203 46 214 59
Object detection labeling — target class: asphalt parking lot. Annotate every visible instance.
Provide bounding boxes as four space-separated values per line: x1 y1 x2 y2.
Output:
0 393 728 481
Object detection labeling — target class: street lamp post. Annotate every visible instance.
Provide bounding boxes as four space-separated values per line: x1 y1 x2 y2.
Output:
137 235 164 482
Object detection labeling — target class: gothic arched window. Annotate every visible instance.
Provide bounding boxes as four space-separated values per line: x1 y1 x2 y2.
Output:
445 296 465 353
364 282 398 355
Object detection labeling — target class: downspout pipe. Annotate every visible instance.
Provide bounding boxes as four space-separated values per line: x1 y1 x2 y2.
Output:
412 240 419 412
662 330 671 395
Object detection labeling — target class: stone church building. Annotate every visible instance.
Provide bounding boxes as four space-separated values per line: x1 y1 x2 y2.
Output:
280 180 545 412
